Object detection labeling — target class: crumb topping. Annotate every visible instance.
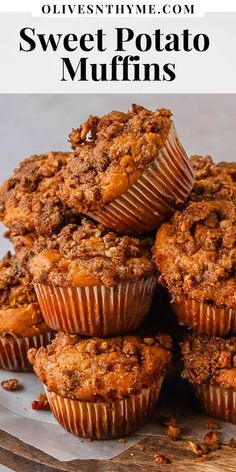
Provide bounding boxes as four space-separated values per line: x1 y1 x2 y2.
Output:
190 155 236 204
153 200 236 308
0 250 36 308
0 250 50 337
60 104 172 212
28 332 172 401
0 151 79 238
181 333 236 388
29 217 156 287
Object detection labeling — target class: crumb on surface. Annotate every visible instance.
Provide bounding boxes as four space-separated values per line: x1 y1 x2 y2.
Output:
167 424 181 441
1 379 20 391
229 438 236 448
154 454 171 464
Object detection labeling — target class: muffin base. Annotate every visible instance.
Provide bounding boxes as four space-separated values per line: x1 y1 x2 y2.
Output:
34 277 157 336
44 378 163 439
88 123 194 234
172 297 236 337
194 383 236 424
0 332 53 372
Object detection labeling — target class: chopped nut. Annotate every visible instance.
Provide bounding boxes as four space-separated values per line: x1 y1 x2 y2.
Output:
167 424 181 441
31 400 51 411
203 431 220 449
218 351 231 368
118 438 126 444
97 341 108 353
229 438 236 448
1 379 20 391
38 393 48 403
143 337 155 346
85 437 93 442
154 454 171 464
205 420 220 430
187 440 206 456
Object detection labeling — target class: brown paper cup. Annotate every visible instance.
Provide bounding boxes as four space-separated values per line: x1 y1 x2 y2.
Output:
44 377 164 439
0 332 53 372
172 297 236 337
88 123 194 234
34 277 157 336
193 383 236 424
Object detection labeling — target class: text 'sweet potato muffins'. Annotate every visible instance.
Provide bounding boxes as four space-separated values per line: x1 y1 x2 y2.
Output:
60 104 194 234
29 218 157 336
180 333 236 424
28 332 172 439
153 200 236 337
0 249 53 371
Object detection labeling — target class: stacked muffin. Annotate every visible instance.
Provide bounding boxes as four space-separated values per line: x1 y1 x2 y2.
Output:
153 155 236 424
0 104 195 439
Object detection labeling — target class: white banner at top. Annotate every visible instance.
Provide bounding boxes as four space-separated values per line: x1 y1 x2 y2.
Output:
1 0 236 17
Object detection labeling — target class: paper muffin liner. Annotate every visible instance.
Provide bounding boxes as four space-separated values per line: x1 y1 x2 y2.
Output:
172 297 236 337
44 377 163 439
193 383 236 424
0 332 53 372
88 123 194 234
34 277 157 336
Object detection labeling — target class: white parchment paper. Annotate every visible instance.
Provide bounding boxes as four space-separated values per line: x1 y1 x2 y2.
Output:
0 370 235 462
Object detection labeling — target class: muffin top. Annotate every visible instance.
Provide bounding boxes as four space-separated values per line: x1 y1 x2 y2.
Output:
29 217 156 287
28 331 172 401
0 151 79 240
189 155 236 204
217 161 236 182
60 104 172 212
180 333 236 389
153 200 236 308
0 250 49 337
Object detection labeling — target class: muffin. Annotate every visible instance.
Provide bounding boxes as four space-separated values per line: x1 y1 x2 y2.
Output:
60 104 194 234
217 161 236 182
153 200 236 336
180 332 236 424
0 250 53 371
29 218 157 336
28 332 172 439
189 155 236 204
0 151 79 249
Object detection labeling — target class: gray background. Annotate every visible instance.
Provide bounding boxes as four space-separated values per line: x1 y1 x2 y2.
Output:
0 94 235 257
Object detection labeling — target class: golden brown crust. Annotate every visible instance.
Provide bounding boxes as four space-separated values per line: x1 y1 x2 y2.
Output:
180 333 236 389
28 332 172 401
0 151 80 239
189 155 236 204
153 200 236 308
29 218 156 287
60 105 172 212
0 250 50 337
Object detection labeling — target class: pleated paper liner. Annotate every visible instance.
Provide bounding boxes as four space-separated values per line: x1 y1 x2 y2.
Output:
44 378 164 439
88 123 194 234
34 277 157 336
172 297 236 337
194 384 236 424
0 332 53 372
